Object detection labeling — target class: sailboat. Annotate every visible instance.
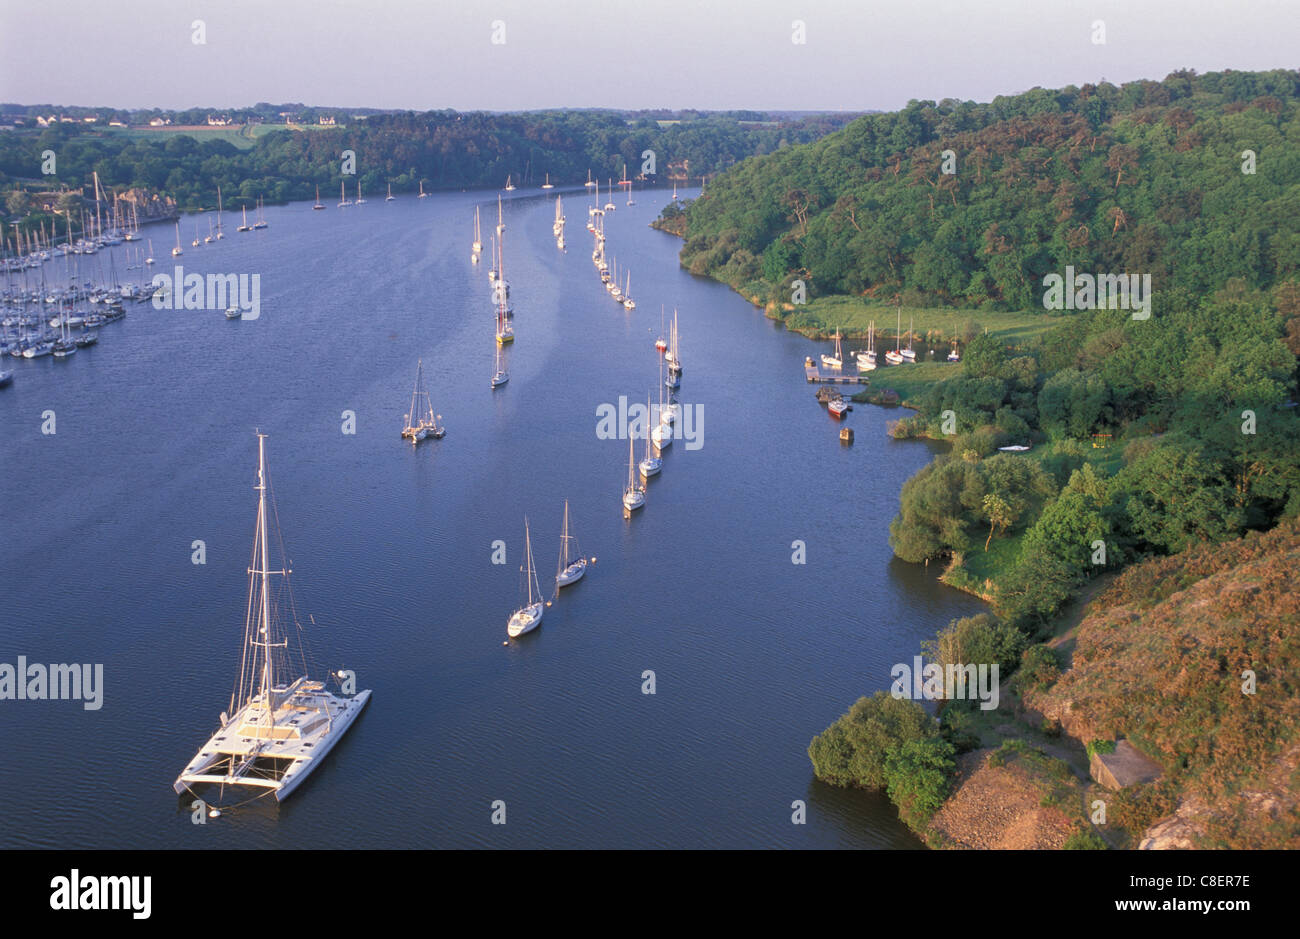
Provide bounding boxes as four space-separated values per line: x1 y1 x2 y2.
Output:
541 173 554 190
145 239 155 266
948 340 961 362
494 232 513 345
672 181 678 201
491 341 509 388
237 205 251 232
191 221 201 248
656 306 668 352
622 271 635 310
855 321 878 370
622 434 645 512
901 315 917 361
418 180 427 199
205 218 215 243
354 180 366 205
507 518 543 637
665 310 682 374
52 303 77 358
172 221 184 256
386 183 395 202
173 433 372 802
553 196 565 236
338 181 350 208
252 197 268 229
639 394 662 478
585 169 595 188
216 186 225 238
652 356 673 450
604 179 616 212
885 307 905 365
313 186 325 210
504 174 515 192
555 501 587 587
821 329 845 370
401 358 445 443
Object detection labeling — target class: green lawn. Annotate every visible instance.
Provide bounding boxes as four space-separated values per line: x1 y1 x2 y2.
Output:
851 360 954 406
783 294 1063 345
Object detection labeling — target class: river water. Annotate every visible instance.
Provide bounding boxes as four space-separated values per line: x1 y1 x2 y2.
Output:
0 185 984 848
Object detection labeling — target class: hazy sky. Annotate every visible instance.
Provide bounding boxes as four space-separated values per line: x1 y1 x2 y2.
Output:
1 0 1295 112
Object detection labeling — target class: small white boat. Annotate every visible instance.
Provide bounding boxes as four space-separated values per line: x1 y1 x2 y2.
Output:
507 518 543 637
172 222 183 256
386 183 395 202
418 180 428 199
828 396 849 419
491 342 508 388
639 395 662 478
821 330 844 370
948 341 960 362
338 181 350 208
855 321 878 370
555 501 587 587
504 175 515 192
225 307 242 320
313 186 325 210
901 315 917 361
541 173 554 190
623 435 646 512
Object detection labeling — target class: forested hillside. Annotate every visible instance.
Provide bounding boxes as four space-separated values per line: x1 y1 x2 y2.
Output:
671 69 1300 308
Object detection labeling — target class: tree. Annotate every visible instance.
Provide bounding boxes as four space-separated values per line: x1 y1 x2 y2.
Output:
983 493 1015 550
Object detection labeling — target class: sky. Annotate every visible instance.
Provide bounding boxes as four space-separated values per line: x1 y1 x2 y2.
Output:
1 0 1296 112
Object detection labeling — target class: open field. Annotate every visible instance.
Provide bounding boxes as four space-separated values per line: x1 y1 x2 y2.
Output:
782 295 1063 345
101 122 343 150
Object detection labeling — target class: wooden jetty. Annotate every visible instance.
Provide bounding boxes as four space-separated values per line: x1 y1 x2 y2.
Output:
804 363 869 384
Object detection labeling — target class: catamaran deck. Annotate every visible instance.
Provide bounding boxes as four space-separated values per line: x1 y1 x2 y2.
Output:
174 677 371 801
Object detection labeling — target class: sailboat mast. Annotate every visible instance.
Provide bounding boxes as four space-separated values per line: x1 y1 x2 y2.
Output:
257 432 272 705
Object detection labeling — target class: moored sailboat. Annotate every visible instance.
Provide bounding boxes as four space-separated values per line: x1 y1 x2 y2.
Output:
507 518 543 637
173 433 371 802
401 358 445 443
555 500 587 587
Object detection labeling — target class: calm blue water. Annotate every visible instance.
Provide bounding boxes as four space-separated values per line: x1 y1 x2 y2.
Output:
0 186 983 848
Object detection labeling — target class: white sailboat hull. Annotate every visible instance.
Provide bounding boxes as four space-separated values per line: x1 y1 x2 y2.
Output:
508 602 544 637
557 559 587 587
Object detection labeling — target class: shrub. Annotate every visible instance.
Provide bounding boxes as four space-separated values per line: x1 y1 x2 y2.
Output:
884 736 957 832
808 691 939 789
1063 829 1108 850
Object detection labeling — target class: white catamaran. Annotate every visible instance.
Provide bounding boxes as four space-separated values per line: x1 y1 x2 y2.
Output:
173 434 371 802
507 518 543 637
401 358 445 442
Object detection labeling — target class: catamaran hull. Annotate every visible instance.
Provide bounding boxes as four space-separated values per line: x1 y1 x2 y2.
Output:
173 689 372 802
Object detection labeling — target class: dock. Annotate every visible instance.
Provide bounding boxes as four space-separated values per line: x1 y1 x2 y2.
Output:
805 364 869 384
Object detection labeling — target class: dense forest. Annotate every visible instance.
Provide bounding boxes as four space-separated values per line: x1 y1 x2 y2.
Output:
0 108 855 220
736 70 1300 846
671 69 1300 307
